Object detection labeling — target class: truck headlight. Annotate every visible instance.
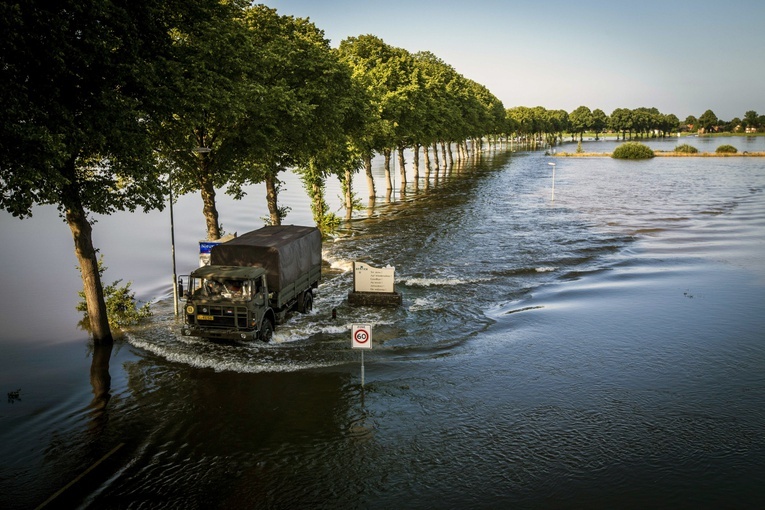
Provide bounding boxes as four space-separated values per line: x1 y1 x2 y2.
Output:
186 305 195 315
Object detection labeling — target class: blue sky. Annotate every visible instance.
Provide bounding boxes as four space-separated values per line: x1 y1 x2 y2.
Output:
263 0 764 121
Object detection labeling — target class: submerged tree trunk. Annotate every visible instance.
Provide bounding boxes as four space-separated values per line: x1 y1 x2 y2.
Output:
397 145 407 193
310 179 326 227
62 157 112 344
344 167 353 221
265 171 281 226
412 143 420 189
364 154 375 200
383 148 393 191
432 141 440 170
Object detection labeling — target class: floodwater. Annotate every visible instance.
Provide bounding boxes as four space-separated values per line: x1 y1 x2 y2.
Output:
2 137 765 509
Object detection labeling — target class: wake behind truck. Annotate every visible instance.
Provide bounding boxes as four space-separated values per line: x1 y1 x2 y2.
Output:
179 225 321 342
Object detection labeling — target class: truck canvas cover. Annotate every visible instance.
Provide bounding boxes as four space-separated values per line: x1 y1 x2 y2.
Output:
210 226 321 292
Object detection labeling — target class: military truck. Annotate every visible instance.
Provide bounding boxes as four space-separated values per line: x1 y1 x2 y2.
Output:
179 225 321 341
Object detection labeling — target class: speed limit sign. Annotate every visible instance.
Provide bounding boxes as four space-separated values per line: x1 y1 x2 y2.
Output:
352 324 372 349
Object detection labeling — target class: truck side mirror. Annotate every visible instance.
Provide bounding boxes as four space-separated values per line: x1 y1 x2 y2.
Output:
177 279 185 299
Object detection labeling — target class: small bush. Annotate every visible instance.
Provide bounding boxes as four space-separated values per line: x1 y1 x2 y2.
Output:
77 256 152 332
715 144 737 154
674 143 698 154
612 142 654 159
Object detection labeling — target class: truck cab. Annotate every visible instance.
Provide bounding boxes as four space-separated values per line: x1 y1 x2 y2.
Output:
180 265 276 341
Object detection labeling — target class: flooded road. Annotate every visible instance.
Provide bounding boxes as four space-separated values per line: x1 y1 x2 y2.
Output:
2 138 765 508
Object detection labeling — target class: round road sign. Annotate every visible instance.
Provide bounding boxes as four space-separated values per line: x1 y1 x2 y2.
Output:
354 329 369 343
352 324 372 349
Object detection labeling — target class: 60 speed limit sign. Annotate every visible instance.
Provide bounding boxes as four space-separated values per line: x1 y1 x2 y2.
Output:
352 324 372 349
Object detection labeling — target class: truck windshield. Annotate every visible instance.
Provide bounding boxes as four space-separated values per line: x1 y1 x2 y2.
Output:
197 277 251 300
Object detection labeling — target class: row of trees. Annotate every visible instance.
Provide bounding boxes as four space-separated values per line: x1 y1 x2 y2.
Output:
0 1 506 343
2 1 760 343
502 106 681 143
504 107 765 143
685 110 765 134
155 8 509 239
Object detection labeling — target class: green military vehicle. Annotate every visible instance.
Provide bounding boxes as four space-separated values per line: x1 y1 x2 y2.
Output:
179 225 321 341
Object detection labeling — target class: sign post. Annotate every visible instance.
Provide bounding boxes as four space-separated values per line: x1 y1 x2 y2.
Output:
352 324 372 386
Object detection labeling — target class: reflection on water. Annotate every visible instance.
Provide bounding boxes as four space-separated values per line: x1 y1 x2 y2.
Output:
87 342 112 433
1 138 765 508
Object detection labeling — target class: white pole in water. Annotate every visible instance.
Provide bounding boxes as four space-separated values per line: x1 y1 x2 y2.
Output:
548 162 556 202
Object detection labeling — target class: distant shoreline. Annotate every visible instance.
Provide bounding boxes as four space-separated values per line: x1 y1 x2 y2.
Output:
554 151 765 158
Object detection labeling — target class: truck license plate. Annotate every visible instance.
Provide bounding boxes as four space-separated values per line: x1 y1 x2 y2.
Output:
197 314 214 321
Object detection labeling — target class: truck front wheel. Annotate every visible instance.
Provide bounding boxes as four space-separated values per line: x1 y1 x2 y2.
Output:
298 291 313 314
260 319 274 342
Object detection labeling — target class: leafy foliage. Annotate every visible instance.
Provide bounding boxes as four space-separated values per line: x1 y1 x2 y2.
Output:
715 144 738 154
612 142 655 160
77 257 152 331
675 144 699 154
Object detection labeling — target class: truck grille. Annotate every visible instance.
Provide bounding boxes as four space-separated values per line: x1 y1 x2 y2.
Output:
192 305 249 329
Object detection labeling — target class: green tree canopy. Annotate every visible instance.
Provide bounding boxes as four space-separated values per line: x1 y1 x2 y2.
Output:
698 109 719 132
0 0 230 342
744 110 759 129
569 106 593 141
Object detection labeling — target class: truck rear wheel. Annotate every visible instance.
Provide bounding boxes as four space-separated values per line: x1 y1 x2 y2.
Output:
298 291 313 314
260 319 274 342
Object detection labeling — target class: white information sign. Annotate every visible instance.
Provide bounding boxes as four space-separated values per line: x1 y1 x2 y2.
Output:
354 262 395 293
352 324 372 349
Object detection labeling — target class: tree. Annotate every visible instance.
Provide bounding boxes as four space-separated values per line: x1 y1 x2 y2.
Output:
217 8 358 227
610 108 634 140
569 106 593 141
154 1 254 240
338 35 399 197
744 110 759 131
0 0 221 343
698 109 719 133
658 113 680 137
591 109 608 140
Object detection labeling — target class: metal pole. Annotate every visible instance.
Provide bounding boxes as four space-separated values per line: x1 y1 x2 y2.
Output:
361 349 365 387
170 171 178 316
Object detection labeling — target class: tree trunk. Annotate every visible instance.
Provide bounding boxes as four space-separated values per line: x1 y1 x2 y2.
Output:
397 145 407 193
432 141 440 170
62 158 112 344
383 148 392 191
310 179 325 227
440 141 447 167
364 154 375 201
265 171 281 226
344 167 353 221
199 167 220 240
412 143 420 189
